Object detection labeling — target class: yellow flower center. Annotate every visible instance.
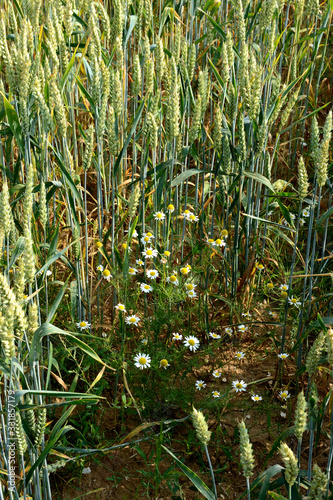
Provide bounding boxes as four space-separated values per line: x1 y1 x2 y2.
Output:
164 251 170 257
150 271 156 276
236 353 241 357
208 239 214 243
236 383 242 389
146 232 152 237
80 322 87 327
215 239 222 245
258 265 264 269
144 236 150 242
221 230 228 237
146 250 153 256
291 298 297 303
139 357 147 365
119 305 124 310
96 241 103 248
144 285 150 290
281 392 287 398
160 359 168 367
129 268 135 273
282 285 288 290
281 291 288 298
103 270 110 277
254 397 260 400
23 295 28 299
267 283 274 289
170 276 177 282
180 268 188 275
189 215 196 220
156 213 162 218
186 284 194 290
129 317 136 323
184 210 190 215
167 204 174 210
122 243 128 249
189 339 195 346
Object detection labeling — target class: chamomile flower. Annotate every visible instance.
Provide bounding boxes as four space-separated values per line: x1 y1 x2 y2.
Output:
125 315 140 326
299 218 306 226
188 213 199 222
195 380 206 390
279 389 290 400
288 296 301 308
164 250 171 257
172 332 183 341
278 353 289 360
180 267 190 275
215 238 226 247
140 283 153 293
46 270 52 277
212 370 221 378
280 284 289 292
242 312 252 319
257 264 264 271
146 269 159 280
232 380 247 393
184 336 200 352
251 395 262 402
212 391 220 398
77 321 90 330
267 282 274 290
209 332 221 339
141 235 153 246
167 204 175 212
235 351 245 359
142 247 158 259
187 290 197 298
128 267 138 275
280 412 287 418
125 229 138 238
134 353 151 370
154 211 165 221
160 359 170 369
141 338 148 346
102 269 112 281
181 210 193 220
167 275 179 285
225 327 233 335
97 265 104 272
115 303 126 312
238 324 248 333
185 283 197 292
136 259 144 267
290 213 296 221
221 229 228 238
207 238 216 246
122 243 131 251
302 207 310 217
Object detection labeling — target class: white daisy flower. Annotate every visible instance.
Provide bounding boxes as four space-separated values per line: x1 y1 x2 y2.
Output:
242 312 252 318
280 412 287 418
238 324 248 333
278 353 289 360
280 284 289 292
115 303 126 312
187 290 197 298
46 270 52 277
136 259 144 267
97 265 104 272
134 353 151 370
288 296 301 308
251 395 262 402
212 370 221 378
142 247 158 259
184 336 200 352
207 238 216 246
154 211 165 221
188 213 199 222
141 338 148 345
172 332 183 341
141 235 153 246
125 229 138 238
180 266 190 275
125 315 140 326
76 321 90 330
290 213 296 220
212 391 220 398
167 204 175 212
209 332 221 339
102 332 107 338
257 264 264 271
195 380 206 390
302 207 310 217
185 283 197 291
102 269 112 281
160 359 170 369
181 210 193 220
140 283 153 293
146 269 159 280
214 238 226 247
167 275 179 285
225 327 233 335
235 351 245 359
232 380 247 393
128 267 138 275
279 390 290 400
299 218 306 226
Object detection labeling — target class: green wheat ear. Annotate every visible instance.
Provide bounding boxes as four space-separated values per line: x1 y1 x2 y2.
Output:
279 442 299 486
238 420 255 479
191 407 211 446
